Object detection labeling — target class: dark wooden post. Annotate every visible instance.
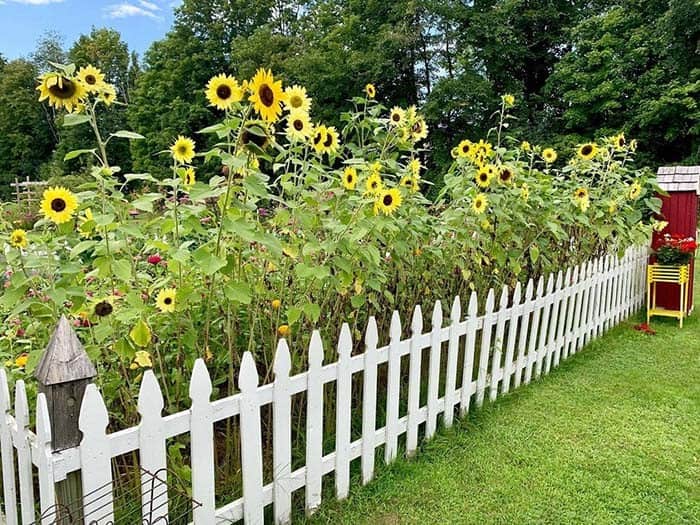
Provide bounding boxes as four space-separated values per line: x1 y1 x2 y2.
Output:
34 315 97 519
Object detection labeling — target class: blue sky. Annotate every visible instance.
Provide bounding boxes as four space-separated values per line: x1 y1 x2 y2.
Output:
0 0 178 60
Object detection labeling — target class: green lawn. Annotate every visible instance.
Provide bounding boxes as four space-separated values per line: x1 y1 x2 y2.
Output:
306 282 700 524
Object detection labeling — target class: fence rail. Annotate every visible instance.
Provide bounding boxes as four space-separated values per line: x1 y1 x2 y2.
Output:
0 247 648 524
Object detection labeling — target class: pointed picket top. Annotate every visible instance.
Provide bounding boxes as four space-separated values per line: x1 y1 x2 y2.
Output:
79 384 109 434
536 276 545 297
555 270 563 290
365 317 379 349
189 358 212 401
524 279 534 301
35 315 96 386
36 393 52 445
389 311 402 341
309 330 324 367
512 282 522 305
338 323 352 359
468 291 478 316
0 368 10 413
431 300 443 329
451 296 461 323
546 273 555 294
411 305 423 335
137 370 164 418
564 267 571 287
238 352 259 393
604 256 611 272
273 339 291 377
499 285 509 309
572 264 580 283
14 380 28 428
485 288 495 313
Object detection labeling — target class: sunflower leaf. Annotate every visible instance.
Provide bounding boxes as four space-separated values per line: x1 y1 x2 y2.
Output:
129 320 152 348
111 130 145 140
64 149 96 161
63 113 91 127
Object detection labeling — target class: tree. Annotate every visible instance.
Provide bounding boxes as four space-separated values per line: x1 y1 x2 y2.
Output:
0 60 55 199
31 30 67 73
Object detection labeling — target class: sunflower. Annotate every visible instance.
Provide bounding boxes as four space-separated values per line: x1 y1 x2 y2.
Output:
93 299 114 318
389 107 405 127
248 68 284 122
278 324 291 337
471 193 488 214
365 83 376 99
78 208 94 238
457 140 473 158
374 188 402 216
629 139 638 152
9 229 28 248
577 143 598 161
542 148 557 163
628 181 642 200
131 350 153 369
205 73 242 110
498 166 514 185
410 117 428 142
342 167 358 190
271 299 282 310
182 167 196 187
612 133 626 150
98 83 117 105
520 141 531 152
520 183 530 202
501 94 515 107
365 172 383 195
76 65 105 93
400 175 420 193
311 125 328 153
321 126 340 154
36 72 86 113
40 187 78 224
170 135 196 164
156 288 177 313
474 139 493 158
284 85 312 113
450 147 460 159
14 354 28 368
286 109 313 141
408 158 422 178
573 187 590 211
240 122 271 153
475 166 493 188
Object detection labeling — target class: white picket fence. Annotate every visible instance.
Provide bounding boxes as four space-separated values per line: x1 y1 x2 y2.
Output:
0 247 648 524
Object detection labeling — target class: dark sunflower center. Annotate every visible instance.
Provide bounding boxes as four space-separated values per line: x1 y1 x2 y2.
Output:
371 181 378 189
392 113 400 122
290 95 302 108
383 194 393 206
476 199 483 208
177 145 188 154
313 132 323 145
216 84 232 99
412 122 422 133
293 119 304 131
582 145 592 156
479 173 488 182
500 170 511 181
48 77 76 99
259 84 275 107
462 145 470 153
346 174 354 182
618 137 625 146
324 133 333 148
164 297 173 305
51 198 66 212
242 130 268 148
94 301 113 317
577 191 586 198
86 74 96 85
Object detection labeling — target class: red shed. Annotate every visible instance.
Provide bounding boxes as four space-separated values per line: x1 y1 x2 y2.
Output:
651 166 699 313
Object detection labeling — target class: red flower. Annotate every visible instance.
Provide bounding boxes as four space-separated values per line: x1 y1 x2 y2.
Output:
147 254 162 265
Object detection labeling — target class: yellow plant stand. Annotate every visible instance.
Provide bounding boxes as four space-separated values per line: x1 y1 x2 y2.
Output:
646 264 690 327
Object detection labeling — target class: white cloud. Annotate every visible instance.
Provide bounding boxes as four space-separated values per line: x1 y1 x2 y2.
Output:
8 0 65 5
104 2 162 20
138 0 159 11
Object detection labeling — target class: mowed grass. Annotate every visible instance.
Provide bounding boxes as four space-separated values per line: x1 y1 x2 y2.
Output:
305 281 700 524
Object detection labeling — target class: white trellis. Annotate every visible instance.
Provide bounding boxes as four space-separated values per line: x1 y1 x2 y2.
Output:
0 247 648 524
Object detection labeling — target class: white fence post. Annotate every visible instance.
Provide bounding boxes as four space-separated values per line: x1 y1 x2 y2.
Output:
489 286 509 402
524 277 544 384
385 311 402 463
426 301 443 438
443 296 461 427
0 369 18 525
306 331 325 512
459 291 479 416
361 318 378 484
514 280 534 389
273 339 292 525
15 381 35 525
35 394 56 524
190 359 216 523
406 305 423 456
535 274 555 378
239 352 264 525
502 282 522 394
475 289 495 407
335 324 353 498
544 271 564 374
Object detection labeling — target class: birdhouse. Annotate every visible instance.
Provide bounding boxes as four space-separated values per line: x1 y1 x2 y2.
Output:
651 166 699 314
34 315 97 451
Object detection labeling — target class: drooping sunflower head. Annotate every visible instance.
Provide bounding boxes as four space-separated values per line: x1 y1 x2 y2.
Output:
365 83 376 99
156 288 177 313
374 188 402 216
205 73 242 110
286 109 313 142
9 229 28 248
457 139 473 159
240 122 271 153
410 117 428 142
574 187 589 201
628 181 642 200
520 141 531 152
498 166 514 185
36 72 86 113
98 83 117 106
40 186 78 224
182 167 196 187
170 135 196 164
365 172 383 195
400 175 420 194
389 106 405 127
312 124 328 153
321 126 340 154
342 166 357 190
408 158 422 178
577 143 598 161
248 68 284 122
93 299 114 318
284 85 312 113
542 148 557 164
475 166 492 188
613 133 626 150
76 65 105 93
501 94 515 107
471 193 488 215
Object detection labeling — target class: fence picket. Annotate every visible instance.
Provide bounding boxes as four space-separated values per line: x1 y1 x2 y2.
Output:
459 292 479 416
15 381 35 525
384 311 402 463
535 275 555 378
585 258 601 344
137 370 168 522
475 289 495 407
406 305 423 456
502 282 522 393
544 271 564 374
598 257 611 335
524 277 545 384
239 352 264 524
36 394 56 524
514 280 534 389
426 301 443 438
335 324 353 498
306 331 324 511
443 297 461 427
189 359 215 523
563 265 581 359
0 369 18 525
79 384 114 524
553 268 571 368
575 262 593 352
272 339 292 525
489 287 509 401
361 318 379 483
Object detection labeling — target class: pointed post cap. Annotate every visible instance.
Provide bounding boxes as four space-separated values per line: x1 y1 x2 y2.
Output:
35 315 97 386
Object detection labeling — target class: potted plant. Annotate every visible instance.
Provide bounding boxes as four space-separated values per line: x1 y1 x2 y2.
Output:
654 233 697 265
